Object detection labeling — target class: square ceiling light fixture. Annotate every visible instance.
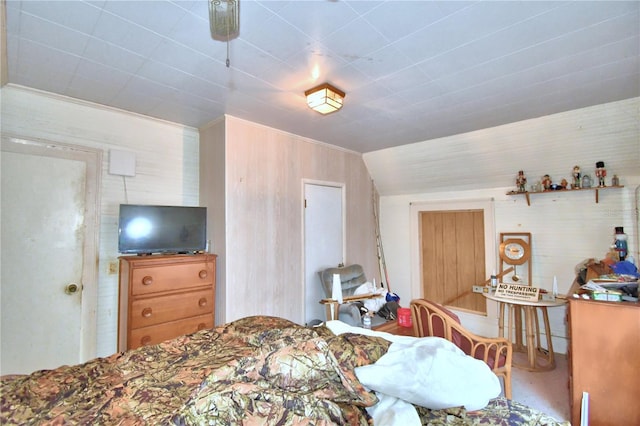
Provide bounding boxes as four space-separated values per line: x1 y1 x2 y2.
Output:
305 83 346 115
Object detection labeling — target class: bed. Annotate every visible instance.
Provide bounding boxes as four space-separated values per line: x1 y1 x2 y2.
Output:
1 316 568 425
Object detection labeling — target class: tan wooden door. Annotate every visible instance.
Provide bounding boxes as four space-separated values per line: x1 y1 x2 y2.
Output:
419 209 486 314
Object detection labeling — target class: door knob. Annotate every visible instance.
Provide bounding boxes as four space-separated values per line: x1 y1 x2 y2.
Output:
65 283 80 295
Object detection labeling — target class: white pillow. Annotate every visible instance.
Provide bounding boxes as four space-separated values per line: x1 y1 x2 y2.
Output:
355 336 500 411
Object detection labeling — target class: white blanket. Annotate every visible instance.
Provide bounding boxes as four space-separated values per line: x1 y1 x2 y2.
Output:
325 321 501 425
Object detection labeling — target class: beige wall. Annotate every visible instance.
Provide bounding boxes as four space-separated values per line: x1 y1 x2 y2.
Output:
199 118 227 324
200 116 379 325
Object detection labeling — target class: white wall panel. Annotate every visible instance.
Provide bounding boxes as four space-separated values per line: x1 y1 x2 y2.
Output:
378 99 640 354
1 85 199 357
365 97 639 196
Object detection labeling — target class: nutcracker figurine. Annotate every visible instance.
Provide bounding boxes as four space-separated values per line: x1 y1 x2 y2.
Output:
516 170 527 192
595 161 606 187
572 165 581 189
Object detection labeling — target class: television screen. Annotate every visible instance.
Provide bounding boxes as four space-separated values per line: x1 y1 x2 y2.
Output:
118 204 207 254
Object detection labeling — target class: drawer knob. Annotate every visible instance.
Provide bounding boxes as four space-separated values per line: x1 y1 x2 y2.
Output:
141 336 151 346
197 323 207 331
142 276 153 286
199 270 208 279
198 298 207 307
142 307 153 318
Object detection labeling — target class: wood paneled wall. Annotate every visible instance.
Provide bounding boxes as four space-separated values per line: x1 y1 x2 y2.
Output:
199 116 379 325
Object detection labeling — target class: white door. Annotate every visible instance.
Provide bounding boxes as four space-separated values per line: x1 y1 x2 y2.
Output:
1 136 100 375
303 183 344 325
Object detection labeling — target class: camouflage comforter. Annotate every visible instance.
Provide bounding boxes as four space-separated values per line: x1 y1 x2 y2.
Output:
1 316 568 425
1 316 388 425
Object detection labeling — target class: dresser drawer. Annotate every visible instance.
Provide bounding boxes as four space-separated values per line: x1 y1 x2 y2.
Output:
130 260 214 295
129 314 213 349
130 288 213 328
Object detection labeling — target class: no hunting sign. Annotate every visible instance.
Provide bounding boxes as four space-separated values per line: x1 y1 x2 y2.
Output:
495 283 540 301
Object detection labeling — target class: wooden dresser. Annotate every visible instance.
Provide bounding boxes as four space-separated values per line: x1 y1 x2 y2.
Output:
118 254 216 351
568 298 640 425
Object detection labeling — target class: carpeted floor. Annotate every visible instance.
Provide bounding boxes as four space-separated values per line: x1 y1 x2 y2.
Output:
509 352 571 423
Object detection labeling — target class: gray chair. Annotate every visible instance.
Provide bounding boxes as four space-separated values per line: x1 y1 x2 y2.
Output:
318 264 387 327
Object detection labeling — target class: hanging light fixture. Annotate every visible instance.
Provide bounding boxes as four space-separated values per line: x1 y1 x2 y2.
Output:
305 83 346 115
209 0 239 67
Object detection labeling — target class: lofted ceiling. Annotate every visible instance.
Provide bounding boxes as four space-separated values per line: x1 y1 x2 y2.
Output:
4 0 640 154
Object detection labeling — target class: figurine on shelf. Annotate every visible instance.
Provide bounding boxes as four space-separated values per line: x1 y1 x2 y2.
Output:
572 165 581 189
595 161 606 187
612 174 620 186
516 170 527 192
582 174 592 188
560 178 568 189
541 174 552 191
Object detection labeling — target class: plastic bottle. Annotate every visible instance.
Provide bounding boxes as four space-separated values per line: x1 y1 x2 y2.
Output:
490 273 498 289
362 315 371 329
614 227 628 261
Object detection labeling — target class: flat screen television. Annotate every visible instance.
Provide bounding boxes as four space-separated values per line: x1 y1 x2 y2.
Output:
118 204 207 255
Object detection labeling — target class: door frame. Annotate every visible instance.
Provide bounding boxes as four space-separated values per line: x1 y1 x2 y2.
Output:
1 134 102 363
409 199 497 319
301 179 346 324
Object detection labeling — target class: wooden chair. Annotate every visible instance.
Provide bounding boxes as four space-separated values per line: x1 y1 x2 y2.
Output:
410 298 513 399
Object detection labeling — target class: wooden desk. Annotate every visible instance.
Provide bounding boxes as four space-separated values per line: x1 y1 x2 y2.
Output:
483 292 566 371
568 297 640 425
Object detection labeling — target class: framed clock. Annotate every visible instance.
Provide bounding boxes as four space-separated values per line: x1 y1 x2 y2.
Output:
498 232 532 284
499 238 531 265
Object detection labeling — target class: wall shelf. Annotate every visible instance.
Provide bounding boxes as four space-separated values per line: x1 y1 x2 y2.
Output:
507 185 624 206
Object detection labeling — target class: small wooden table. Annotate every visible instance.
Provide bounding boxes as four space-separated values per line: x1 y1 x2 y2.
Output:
483 291 567 371
372 319 415 336
319 293 384 321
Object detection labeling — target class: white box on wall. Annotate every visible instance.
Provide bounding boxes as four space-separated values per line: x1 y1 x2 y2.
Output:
109 149 136 177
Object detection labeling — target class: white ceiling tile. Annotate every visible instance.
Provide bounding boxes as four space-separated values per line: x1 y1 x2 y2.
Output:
165 9 221 58
13 11 90 55
83 38 146 74
66 74 123 105
4 0 639 159
92 11 165 57
274 1 360 39
349 44 413 80
232 1 281 40
18 0 103 35
361 1 453 41
241 18 311 63
74 59 132 88
179 75 228 101
110 78 166 114
102 0 188 34
322 17 389 62
148 39 211 73
136 60 194 89
10 39 79 84
377 66 431 92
